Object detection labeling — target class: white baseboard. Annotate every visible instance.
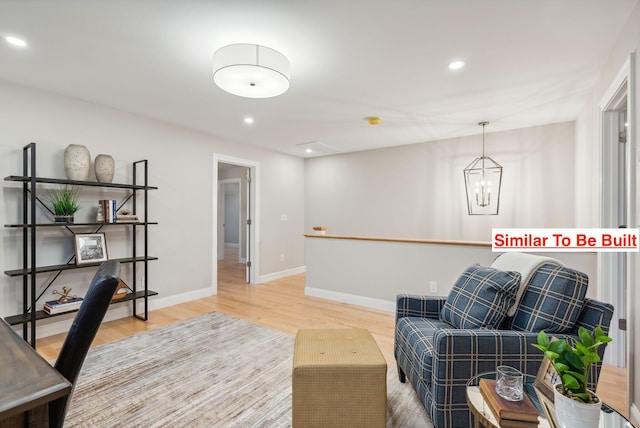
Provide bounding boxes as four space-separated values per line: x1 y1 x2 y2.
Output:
304 287 395 313
257 266 306 284
147 287 215 311
29 286 217 340
630 404 640 427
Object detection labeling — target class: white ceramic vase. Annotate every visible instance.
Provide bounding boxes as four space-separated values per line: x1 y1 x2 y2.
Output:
64 144 91 181
94 154 115 183
553 384 601 428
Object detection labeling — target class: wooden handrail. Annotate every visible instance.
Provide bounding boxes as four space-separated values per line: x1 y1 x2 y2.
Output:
303 234 491 247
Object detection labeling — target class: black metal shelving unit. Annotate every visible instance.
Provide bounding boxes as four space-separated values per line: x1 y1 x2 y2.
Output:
3 142 159 347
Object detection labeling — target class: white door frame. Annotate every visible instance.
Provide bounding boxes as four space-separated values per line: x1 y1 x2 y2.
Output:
598 52 635 406
212 153 260 288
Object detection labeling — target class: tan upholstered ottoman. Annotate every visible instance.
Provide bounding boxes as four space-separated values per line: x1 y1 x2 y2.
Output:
292 328 387 428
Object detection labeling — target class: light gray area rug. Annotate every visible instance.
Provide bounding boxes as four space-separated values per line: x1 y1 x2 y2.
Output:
65 312 432 427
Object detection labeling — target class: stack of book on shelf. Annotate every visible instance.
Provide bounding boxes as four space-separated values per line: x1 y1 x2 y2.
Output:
99 199 117 223
116 213 139 223
43 297 84 315
479 378 540 427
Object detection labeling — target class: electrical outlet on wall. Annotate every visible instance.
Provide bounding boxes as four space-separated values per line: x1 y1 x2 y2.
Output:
429 281 438 293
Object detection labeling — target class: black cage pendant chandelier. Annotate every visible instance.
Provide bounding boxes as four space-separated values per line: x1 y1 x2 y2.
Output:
463 121 503 215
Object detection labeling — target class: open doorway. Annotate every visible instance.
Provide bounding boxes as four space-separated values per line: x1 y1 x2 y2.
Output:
212 154 260 290
218 164 249 283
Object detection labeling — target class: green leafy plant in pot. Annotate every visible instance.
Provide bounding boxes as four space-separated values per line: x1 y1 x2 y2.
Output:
533 326 612 428
50 186 80 223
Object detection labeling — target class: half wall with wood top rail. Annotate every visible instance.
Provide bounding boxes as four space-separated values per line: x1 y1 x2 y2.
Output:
304 234 598 312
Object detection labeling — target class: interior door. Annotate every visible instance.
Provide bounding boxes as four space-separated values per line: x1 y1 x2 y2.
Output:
245 168 252 283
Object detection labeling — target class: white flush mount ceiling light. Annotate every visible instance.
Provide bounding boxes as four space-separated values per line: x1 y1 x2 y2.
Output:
213 44 290 98
449 60 466 70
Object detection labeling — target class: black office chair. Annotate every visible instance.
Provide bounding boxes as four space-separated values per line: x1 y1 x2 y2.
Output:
48 260 121 428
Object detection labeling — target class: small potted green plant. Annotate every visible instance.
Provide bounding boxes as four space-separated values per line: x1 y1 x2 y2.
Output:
49 186 80 223
533 326 612 428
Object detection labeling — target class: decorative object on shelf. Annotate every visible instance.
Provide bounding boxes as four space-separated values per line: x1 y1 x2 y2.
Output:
533 327 612 428
112 280 132 300
212 43 290 98
64 144 91 181
116 211 139 223
52 285 77 303
43 297 83 315
312 226 327 235
50 185 80 223
74 232 108 265
94 153 115 183
96 203 104 223
463 121 503 215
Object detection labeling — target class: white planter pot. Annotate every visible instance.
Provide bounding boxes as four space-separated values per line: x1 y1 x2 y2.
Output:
553 384 601 428
64 144 91 181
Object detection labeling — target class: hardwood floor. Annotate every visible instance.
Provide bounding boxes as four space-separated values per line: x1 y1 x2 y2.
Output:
36 246 629 418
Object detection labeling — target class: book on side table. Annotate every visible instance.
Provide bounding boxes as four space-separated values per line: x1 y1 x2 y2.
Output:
43 297 84 315
479 378 540 427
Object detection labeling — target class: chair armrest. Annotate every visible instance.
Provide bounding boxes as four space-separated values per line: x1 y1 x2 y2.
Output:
430 327 602 394
396 294 446 321
431 329 546 379
574 298 615 334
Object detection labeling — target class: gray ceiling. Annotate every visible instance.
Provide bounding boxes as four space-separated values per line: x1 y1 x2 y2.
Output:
1 0 637 158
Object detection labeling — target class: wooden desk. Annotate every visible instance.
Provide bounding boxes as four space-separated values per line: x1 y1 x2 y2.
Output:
0 319 71 427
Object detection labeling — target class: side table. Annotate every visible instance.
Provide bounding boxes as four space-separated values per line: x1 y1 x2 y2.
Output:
466 371 634 428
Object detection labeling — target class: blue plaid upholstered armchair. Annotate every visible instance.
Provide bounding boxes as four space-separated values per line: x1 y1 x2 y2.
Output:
394 254 614 428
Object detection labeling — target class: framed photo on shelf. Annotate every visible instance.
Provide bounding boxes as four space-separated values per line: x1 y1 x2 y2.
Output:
74 233 108 265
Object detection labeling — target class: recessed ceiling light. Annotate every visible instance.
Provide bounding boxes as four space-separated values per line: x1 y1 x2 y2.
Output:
305 148 313 154
448 60 466 70
5 35 27 48
244 117 254 124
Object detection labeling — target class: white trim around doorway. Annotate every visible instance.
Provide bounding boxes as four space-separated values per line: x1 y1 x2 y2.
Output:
597 52 636 420
212 153 260 292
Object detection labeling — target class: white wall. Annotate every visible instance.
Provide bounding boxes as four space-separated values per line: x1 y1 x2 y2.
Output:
0 81 305 335
305 122 575 242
